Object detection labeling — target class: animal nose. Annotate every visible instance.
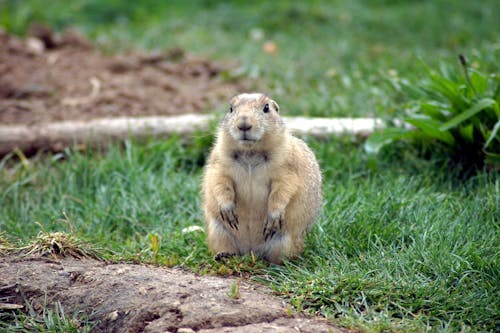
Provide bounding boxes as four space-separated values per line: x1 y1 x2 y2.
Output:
237 116 252 132
237 121 252 132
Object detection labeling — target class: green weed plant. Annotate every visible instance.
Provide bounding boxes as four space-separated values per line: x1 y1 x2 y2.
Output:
366 55 500 174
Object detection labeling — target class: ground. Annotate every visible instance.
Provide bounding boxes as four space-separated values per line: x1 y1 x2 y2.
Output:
0 27 250 126
0 254 344 333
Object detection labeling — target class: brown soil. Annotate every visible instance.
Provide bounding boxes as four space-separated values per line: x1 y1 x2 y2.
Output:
0 255 344 333
0 26 250 126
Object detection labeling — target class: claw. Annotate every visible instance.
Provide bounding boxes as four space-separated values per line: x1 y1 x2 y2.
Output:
214 252 235 261
219 205 239 230
263 212 284 241
264 230 275 241
229 210 239 230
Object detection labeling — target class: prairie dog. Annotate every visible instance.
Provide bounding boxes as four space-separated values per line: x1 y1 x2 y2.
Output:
201 93 322 264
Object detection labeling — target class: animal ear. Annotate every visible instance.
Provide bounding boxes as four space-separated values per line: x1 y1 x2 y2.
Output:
271 101 279 113
230 95 238 105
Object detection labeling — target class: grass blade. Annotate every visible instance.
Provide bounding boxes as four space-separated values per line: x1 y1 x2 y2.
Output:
469 69 489 95
364 127 410 154
439 98 496 131
484 150 500 166
459 123 474 143
406 115 455 145
428 73 468 110
416 101 450 121
484 120 500 149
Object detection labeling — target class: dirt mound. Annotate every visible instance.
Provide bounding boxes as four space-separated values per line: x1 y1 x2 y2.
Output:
0 255 344 332
0 27 249 126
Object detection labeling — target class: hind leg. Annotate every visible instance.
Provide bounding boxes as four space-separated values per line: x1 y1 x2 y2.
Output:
257 232 305 264
259 200 312 264
206 219 239 260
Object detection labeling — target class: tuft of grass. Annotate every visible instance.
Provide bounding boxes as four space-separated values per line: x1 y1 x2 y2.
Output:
20 231 100 259
200 253 268 277
0 232 15 255
227 281 241 300
366 55 500 175
0 300 95 333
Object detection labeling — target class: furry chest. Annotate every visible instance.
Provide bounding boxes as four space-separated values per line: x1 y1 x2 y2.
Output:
232 150 269 168
229 151 271 207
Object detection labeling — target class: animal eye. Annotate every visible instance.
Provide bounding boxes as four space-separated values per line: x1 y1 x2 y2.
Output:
229 106 233 113
263 104 270 113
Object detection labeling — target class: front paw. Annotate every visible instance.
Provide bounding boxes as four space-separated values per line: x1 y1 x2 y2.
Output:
219 203 239 230
263 211 284 241
214 252 235 262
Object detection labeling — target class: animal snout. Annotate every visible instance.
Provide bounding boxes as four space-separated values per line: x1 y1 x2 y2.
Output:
237 117 252 131
237 123 252 131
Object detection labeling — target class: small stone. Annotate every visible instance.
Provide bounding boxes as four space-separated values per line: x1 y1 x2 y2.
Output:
58 271 70 277
25 37 45 55
177 328 195 333
107 310 119 321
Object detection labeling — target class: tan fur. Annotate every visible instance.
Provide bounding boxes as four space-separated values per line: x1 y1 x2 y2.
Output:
201 93 322 264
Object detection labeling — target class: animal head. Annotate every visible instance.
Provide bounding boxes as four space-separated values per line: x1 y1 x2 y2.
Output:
223 93 283 148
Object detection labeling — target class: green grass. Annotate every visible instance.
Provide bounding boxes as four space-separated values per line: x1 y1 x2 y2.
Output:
0 138 211 266
0 299 95 332
1 139 498 331
1 0 500 332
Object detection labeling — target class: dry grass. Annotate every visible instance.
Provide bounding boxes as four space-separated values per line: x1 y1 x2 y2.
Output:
19 231 99 259
0 233 15 255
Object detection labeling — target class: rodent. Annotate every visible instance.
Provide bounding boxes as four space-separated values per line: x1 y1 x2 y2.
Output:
201 93 323 264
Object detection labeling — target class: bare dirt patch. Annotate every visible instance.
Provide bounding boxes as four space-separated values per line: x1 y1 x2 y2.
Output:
0 255 344 332
0 27 249 126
